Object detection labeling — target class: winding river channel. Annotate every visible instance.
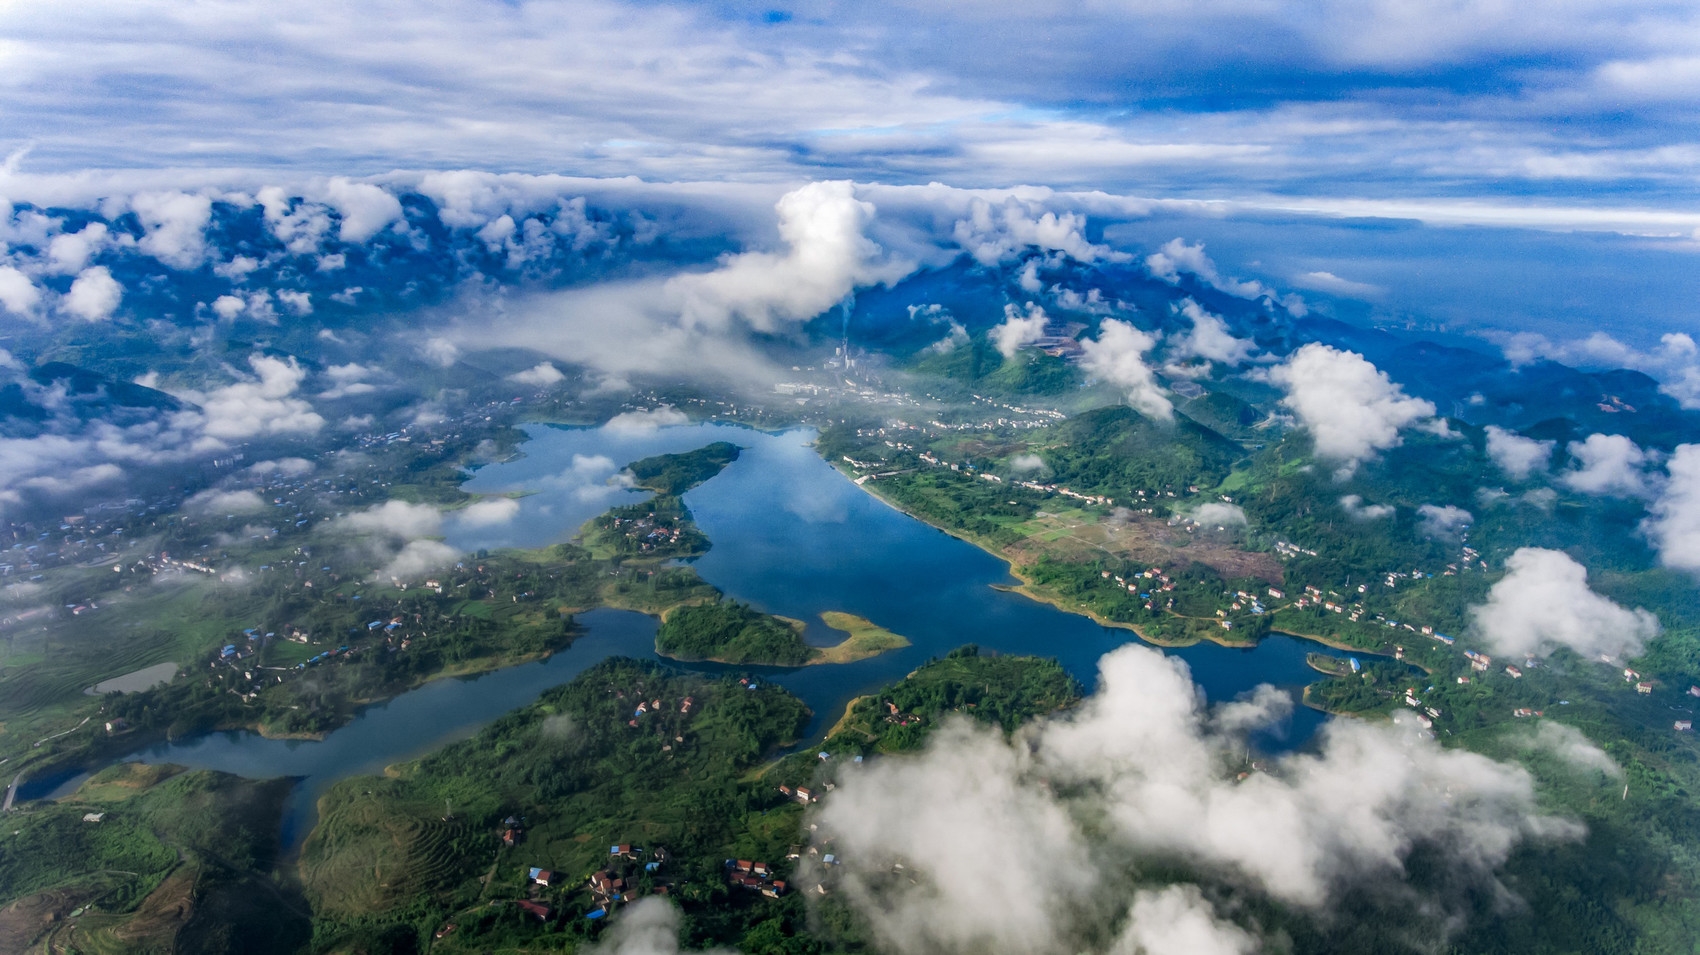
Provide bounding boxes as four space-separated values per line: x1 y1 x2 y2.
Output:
27 422 1352 848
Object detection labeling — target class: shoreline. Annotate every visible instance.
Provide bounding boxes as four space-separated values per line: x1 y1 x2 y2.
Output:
846 469 1311 655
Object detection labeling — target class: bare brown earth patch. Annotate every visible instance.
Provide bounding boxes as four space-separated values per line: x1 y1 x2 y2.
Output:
1003 509 1284 584
0 886 93 953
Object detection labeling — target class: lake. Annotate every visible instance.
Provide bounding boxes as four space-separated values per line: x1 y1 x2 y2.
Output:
27 420 1350 847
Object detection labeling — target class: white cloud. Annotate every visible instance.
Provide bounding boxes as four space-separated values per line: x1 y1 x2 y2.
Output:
951 196 1119 267
1081 319 1172 420
1339 494 1394 520
1417 503 1473 539
0 265 41 316
1173 299 1254 366
819 642 1580 955
211 294 246 320
256 187 333 254
1498 331 1700 410
276 289 312 315
1470 547 1660 660
1561 433 1652 497
667 181 914 332
20 462 123 496
604 406 689 434
379 539 460 581
1290 270 1384 299
990 302 1049 359
318 362 381 399
333 499 444 539
1188 501 1248 527
177 354 325 441
185 488 267 514
455 497 521 528
1269 344 1435 478
1114 885 1257 955
1515 722 1622 778
63 265 123 320
580 897 733 955
46 221 108 275
248 457 314 477
508 361 566 387
1009 453 1046 473
130 191 212 269
1643 444 1700 576
421 336 460 368
1145 239 1267 300
320 176 405 242
1484 425 1554 481
212 254 260 280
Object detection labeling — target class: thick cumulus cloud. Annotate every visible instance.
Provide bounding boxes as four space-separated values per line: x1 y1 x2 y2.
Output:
175 355 325 441
1470 547 1660 660
991 302 1049 358
319 177 405 242
1173 299 1254 366
46 222 109 276
668 181 914 332
1115 885 1256 955
63 266 123 320
1081 319 1172 420
1561 433 1653 497
817 643 1579 955
130 191 213 269
1145 239 1296 312
1643 444 1700 575
1484 425 1555 481
951 196 1119 267
1270 344 1435 478
0 265 42 315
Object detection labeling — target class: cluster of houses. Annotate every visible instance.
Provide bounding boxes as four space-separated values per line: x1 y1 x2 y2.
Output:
1012 479 1112 507
726 858 788 898
600 510 689 554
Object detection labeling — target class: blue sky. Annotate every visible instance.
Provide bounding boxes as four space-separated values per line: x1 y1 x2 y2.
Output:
2 0 1698 209
0 0 1696 360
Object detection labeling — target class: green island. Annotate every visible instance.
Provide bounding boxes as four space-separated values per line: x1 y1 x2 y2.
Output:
656 603 910 666
809 644 1081 754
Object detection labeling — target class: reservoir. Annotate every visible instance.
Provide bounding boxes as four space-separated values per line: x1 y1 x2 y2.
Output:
27 421 1351 845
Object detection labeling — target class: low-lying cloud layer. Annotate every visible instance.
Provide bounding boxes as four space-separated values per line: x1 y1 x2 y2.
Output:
1561 433 1654 498
816 643 1582 955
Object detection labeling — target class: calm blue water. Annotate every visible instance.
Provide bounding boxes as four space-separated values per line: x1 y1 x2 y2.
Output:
27 421 1348 848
